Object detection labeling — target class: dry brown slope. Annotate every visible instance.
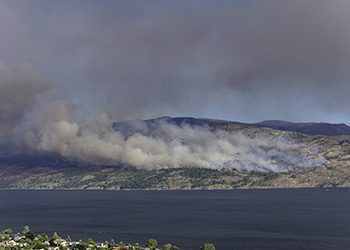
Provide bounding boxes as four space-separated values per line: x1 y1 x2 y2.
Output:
0 123 350 189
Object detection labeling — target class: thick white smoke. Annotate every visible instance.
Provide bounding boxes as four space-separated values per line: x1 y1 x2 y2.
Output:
1 62 325 172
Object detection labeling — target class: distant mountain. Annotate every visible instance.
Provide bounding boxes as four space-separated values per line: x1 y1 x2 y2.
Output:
114 117 350 136
112 116 238 137
115 116 239 127
1 116 350 190
253 120 350 136
144 116 237 127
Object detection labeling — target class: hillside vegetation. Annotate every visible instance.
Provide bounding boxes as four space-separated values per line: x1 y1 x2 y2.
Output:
1 119 350 190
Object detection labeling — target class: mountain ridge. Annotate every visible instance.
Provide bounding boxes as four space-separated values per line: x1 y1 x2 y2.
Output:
113 116 350 136
253 120 350 136
1 116 350 190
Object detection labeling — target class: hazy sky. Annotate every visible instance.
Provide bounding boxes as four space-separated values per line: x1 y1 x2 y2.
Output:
1 0 350 124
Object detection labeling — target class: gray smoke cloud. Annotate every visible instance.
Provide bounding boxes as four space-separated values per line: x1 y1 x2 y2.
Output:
11 98 324 172
0 1 344 171
0 1 350 123
0 62 51 141
0 62 325 172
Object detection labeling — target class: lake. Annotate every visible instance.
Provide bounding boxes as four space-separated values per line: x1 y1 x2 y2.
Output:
0 189 349 250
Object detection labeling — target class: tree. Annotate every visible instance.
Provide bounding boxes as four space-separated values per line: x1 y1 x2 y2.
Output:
25 231 35 240
110 239 116 246
17 237 26 244
88 238 96 245
38 234 48 241
34 242 48 250
75 243 87 250
3 228 13 234
164 243 172 250
200 243 215 250
53 232 60 240
49 238 57 247
145 239 158 250
23 226 30 235
66 235 72 242
41 233 49 241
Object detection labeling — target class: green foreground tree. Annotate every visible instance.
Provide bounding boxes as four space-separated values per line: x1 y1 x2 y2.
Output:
23 226 30 235
2 228 13 234
164 243 172 250
66 235 72 242
53 232 61 240
75 243 87 250
88 238 96 246
25 231 35 240
145 239 158 250
34 241 49 250
200 243 215 250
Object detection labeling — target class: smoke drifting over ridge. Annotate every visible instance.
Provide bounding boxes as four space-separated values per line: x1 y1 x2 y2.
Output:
0 63 325 172
1 1 350 123
1 1 345 171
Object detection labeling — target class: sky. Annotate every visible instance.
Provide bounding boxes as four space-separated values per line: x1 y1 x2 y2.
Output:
1 0 350 124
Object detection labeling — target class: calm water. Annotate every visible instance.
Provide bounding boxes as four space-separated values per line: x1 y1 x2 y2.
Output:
0 189 350 250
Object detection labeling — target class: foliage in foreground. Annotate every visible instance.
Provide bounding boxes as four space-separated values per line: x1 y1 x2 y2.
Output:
0 226 216 250
200 243 215 250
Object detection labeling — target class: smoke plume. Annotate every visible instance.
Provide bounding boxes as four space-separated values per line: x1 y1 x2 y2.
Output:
0 62 326 172
0 62 51 142
1 1 350 123
2 0 342 171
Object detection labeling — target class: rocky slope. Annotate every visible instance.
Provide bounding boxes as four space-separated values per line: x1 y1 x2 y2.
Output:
1 117 350 190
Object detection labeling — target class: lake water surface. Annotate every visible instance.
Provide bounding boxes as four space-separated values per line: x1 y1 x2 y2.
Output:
0 189 350 250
